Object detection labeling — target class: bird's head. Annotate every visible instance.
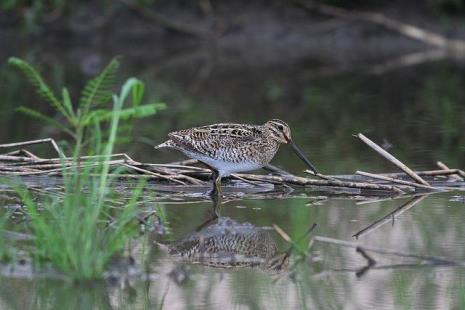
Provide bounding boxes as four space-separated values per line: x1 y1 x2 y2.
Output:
264 119 318 174
265 119 291 144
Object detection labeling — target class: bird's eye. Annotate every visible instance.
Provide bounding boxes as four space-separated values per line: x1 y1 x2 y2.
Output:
278 125 284 130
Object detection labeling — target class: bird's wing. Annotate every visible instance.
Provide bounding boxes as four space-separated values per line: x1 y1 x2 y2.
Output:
168 123 263 157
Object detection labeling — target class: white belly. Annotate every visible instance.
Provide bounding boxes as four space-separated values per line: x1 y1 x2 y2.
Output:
184 151 262 177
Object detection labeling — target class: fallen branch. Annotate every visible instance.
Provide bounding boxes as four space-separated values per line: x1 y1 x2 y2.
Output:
356 133 430 186
0 138 64 158
437 161 464 182
0 138 463 195
238 173 407 194
356 170 437 190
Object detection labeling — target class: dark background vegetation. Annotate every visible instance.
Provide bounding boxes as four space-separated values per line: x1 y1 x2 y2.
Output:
1 2 465 309
1 0 464 172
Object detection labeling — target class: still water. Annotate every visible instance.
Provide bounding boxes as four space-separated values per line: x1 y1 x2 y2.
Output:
1 42 465 309
1 193 465 309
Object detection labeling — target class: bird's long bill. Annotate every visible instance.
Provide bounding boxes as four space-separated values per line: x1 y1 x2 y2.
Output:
289 140 318 174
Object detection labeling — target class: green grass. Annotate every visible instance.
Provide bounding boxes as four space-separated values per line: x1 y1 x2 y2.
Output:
7 57 164 280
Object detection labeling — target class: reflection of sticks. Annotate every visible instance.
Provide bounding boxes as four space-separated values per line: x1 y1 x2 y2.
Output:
352 195 428 239
303 50 448 80
356 133 430 186
313 235 462 265
356 171 436 190
119 0 210 39
355 247 376 277
313 263 456 280
367 49 447 75
273 223 317 259
296 0 465 52
355 192 426 205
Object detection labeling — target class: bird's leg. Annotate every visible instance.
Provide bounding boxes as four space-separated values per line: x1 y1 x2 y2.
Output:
207 169 223 217
214 174 222 196
195 169 223 231
208 169 222 197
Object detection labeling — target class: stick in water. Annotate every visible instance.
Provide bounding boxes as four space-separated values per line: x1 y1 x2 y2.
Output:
356 133 430 186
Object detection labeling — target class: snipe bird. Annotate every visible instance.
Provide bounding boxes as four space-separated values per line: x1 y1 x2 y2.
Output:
155 119 318 194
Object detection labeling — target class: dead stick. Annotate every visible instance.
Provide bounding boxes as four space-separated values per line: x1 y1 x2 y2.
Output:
0 166 41 173
231 174 271 187
356 133 430 186
119 163 188 185
437 161 464 181
330 169 464 179
0 153 130 164
0 159 126 176
356 170 437 190
305 171 346 182
238 173 407 193
119 163 205 185
166 159 199 166
0 138 64 158
2 149 42 159
146 163 209 172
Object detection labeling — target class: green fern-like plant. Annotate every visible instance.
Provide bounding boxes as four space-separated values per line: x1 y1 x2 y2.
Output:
79 57 120 109
7 63 163 280
13 79 149 280
8 57 72 122
8 57 166 154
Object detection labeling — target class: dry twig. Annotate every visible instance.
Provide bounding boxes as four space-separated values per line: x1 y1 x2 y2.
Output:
355 133 431 186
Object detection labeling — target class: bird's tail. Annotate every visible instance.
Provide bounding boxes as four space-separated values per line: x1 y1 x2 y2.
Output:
154 139 176 149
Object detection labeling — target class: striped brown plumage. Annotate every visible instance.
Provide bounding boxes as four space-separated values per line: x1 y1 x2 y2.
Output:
155 119 317 194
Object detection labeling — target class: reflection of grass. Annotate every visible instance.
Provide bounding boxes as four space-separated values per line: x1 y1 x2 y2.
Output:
0 212 10 261
454 280 465 309
31 280 114 309
392 272 413 310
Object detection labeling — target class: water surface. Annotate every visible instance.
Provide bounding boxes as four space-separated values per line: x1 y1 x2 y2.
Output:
0 39 465 309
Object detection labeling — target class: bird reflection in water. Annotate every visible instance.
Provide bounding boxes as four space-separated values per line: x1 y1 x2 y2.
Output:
167 194 289 271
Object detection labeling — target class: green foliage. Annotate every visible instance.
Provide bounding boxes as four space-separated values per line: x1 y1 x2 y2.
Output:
79 57 120 109
14 79 149 280
16 106 74 136
8 57 68 120
7 58 165 280
8 57 166 153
